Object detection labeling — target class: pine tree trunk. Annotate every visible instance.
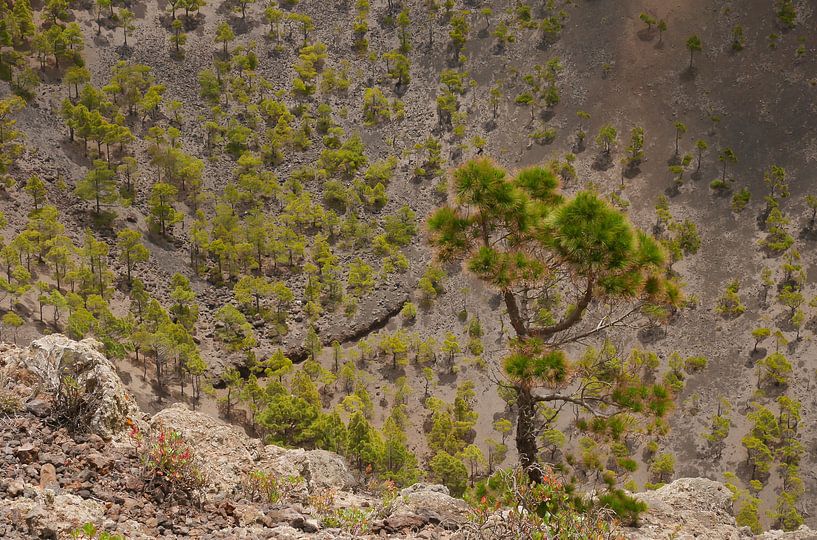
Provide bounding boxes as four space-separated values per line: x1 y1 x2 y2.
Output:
516 387 544 484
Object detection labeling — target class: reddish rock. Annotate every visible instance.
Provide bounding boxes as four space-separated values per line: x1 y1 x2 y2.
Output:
15 443 38 464
124 475 144 492
86 451 113 471
38 463 58 490
383 512 428 532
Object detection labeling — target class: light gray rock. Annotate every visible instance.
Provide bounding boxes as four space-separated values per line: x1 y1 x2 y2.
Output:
381 511 428 533
6 480 24 497
389 483 471 530
151 403 264 497
150 404 357 501
400 483 450 496
757 526 817 539
621 478 817 539
1 488 106 537
9 335 140 439
260 446 356 496
301 518 320 533
623 478 751 540
265 507 306 529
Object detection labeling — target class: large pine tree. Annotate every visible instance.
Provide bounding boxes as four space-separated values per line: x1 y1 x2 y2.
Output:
429 158 681 483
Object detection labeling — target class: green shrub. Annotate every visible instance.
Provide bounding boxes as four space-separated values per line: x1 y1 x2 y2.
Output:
597 489 647 525
715 280 745 317
684 356 708 373
731 187 751 212
400 302 417 321
531 127 557 145
321 507 373 535
710 178 729 191
0 388 21 416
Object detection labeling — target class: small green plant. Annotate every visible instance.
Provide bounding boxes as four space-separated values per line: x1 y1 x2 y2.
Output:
649 452 675 483
55 375 93 432
756 352 792 387
308 486 337 515
731 187 751 212
322 507 374 535
715 280 745 317
776 0 797 29
0 375 21 415
686 35 702 69
731 25 745 50
468 337 484 356
70 523 124 539
639 12 656 31
242 470 304 503
761 207 794 253
418 264 446 303
684 356 708 373
710 178 729 192
597 489 648 524
0 391 20 415
531 127 556 145
795 42 806 59
725 473 762 534
400 301 417 321
752 328 771 352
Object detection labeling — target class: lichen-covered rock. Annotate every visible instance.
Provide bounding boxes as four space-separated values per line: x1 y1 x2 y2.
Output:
260 446 357 495
8 335 139 439
388 483 471 530
1 487 106 538
151 402 264 497
622 478 817 539
623 478 751 540
151 404 357 501
757 527 817 539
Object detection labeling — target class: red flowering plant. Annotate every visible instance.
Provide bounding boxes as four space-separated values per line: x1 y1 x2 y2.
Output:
128 421 206 502
464 465 623 540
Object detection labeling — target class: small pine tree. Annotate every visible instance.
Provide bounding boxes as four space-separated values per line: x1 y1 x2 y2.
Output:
148 182 182 236
75 160 118 215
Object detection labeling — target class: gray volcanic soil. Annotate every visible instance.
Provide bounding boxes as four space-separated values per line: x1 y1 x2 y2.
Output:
3 0 817 529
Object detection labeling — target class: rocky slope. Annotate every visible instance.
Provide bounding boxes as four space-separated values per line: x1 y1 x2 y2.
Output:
0 335 813 539
625 478 814 540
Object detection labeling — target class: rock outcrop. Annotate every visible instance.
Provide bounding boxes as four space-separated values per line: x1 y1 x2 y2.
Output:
151 403 357 500
5 335 140 439
260 446 357 494
151 403 265 497
388 483 471 530
623 478 816 540
757 529 817 540
4 490 108 538
624 478 752 540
